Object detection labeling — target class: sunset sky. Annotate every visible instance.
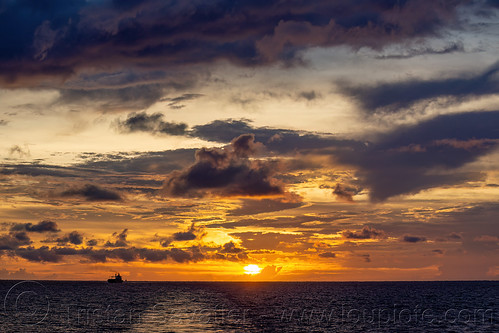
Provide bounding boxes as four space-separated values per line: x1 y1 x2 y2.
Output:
1 0 499 281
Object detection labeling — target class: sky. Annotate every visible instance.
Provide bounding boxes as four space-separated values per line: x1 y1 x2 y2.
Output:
1 0 499 281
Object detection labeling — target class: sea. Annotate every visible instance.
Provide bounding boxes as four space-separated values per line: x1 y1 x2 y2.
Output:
0 280 497 332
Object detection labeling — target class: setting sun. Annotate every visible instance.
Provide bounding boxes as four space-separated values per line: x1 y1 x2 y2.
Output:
244 265 262 275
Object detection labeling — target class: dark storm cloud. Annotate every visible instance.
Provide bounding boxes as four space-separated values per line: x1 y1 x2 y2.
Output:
341 62 499 113
337 110 499 201
219 241 244 254
172 223 206 241
486 0 499 7
342 226 385 239
0 0 471 87
162 134 284 197
152 221 205 246
189 114 498 201
191 119 362 153
15 246 62 263
12 232 30 243
402 235 427 243
0 232 31 250
7 244 206 264
191 119 259 143
105 229 129 247
57 231 84 245
116 112 188 136
1 228 249 264
60 184 122 201
375 111 499 146
1 151 196 203
3 110 497 203
11 220 60 233
214 241 248 261
156 235 173 248
333 183 362 202
0 153 197 208
172 231 195 241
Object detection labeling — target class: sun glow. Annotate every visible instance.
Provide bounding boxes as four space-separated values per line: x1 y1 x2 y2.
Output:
243 264 262 275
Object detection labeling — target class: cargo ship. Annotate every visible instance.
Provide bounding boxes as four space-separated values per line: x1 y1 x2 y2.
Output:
107 272 124 283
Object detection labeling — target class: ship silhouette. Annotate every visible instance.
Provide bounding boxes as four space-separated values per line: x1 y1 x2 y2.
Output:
107 272 124 283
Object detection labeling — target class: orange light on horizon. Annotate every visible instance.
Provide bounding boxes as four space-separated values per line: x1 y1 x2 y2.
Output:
243 264 262 275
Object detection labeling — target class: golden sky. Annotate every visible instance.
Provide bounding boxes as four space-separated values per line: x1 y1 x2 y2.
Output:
1 0 499 281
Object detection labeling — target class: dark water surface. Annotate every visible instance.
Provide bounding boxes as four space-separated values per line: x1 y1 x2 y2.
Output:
0 280 497 332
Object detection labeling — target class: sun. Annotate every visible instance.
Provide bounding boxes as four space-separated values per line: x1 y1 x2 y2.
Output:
243 264 262 275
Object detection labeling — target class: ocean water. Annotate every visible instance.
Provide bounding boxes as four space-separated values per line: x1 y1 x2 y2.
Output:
0 281 497 332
